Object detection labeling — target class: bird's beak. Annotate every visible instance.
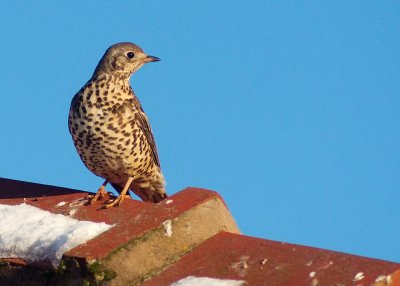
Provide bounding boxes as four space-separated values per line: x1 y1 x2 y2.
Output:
144 55 161 63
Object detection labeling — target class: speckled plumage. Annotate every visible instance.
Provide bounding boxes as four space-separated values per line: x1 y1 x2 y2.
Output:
68 42 166 207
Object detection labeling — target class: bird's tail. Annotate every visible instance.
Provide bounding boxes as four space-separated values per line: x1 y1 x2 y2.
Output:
131 185 167 203
111 180 167 203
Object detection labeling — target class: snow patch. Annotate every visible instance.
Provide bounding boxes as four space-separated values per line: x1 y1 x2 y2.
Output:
69 208 78 217
69 198 86 207
230 255 249 277
163 220 173 237
0 203 113 268
56 201 66 207
353 272 365 281
170 276 246 286
375 275 387 283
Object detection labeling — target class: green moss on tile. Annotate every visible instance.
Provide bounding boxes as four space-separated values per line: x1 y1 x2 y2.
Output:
0 260 8 267
56 259 67 275
103 269 117 281
88 260 116 283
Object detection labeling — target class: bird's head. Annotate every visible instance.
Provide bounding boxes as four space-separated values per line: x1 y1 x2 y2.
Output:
93 42 160 79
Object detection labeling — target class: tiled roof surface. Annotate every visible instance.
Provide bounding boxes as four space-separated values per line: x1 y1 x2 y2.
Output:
0 177 399 286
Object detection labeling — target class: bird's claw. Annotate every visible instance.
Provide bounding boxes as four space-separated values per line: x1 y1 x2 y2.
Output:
100 197 122 209
99 195 131 209
86 186 109 205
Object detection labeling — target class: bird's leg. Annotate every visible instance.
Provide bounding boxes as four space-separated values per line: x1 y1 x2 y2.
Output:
87 179 109 203
101 177 134 209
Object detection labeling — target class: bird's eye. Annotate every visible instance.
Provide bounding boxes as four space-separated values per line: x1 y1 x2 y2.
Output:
126 52 135 59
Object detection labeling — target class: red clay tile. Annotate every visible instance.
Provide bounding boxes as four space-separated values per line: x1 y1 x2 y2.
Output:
143 232 400 286
0 177 79 199
0 258 27 267
0 177 234 267
2 177 398 286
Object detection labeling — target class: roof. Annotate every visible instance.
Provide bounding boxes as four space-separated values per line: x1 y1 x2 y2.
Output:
0 177 399 286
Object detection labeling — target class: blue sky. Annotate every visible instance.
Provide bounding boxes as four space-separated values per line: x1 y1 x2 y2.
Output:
1 2 399 262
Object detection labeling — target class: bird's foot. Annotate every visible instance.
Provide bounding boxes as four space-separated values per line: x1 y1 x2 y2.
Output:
100 195 131 209
87 186 109 204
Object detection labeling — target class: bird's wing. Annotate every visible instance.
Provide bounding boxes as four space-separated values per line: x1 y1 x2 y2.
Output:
68 91 82 134
132 97 161 168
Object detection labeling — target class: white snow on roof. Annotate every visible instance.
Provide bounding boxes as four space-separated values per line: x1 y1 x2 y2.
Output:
170 276 246 286
0 203 113 268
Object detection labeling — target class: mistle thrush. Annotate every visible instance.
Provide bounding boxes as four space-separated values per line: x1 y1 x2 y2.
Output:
68 42 167 208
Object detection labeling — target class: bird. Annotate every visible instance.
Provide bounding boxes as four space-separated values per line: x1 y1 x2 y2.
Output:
68 42 167 208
